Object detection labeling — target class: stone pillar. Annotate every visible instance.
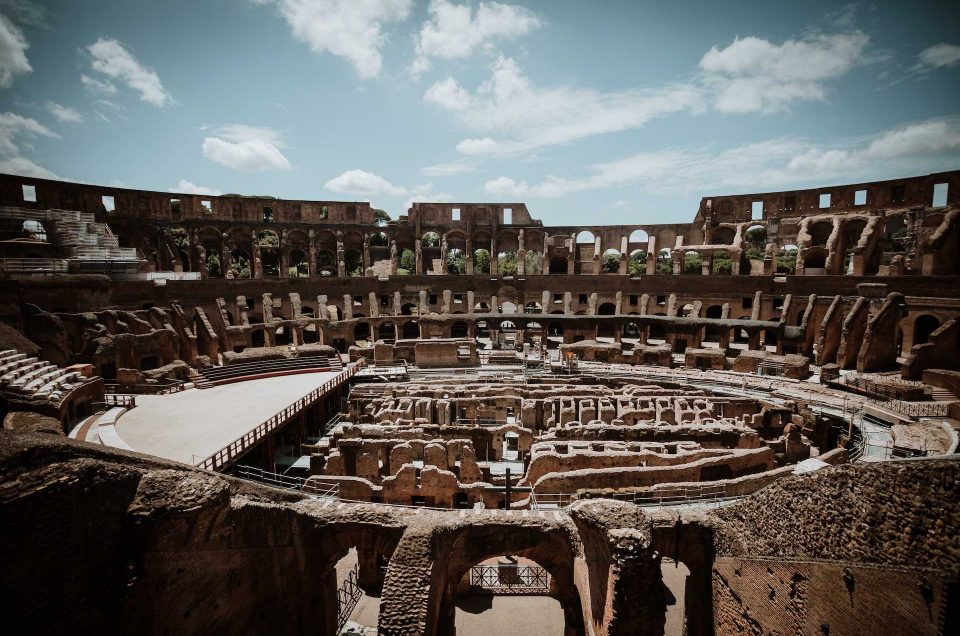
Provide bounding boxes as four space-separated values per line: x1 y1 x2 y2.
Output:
639 293 649 315
542 252 550 275
490 236 499 275
393 291 401 316
588 293 598 316
342 294 353 320
465 237 474 274
516 248 526 275
369 292 380 318
415 239 423 275
563 292 573 315
389 240 398 275
418 290 429 315
441 290 451 314
541 290 550 312
362 234 370 274
467 291 475 313
336 237 345 277
645 235 657 275
252 230 263 278
701 253 712 275
308 230 317 278
221 234 231 278
317 295 330 320
490 295 499 313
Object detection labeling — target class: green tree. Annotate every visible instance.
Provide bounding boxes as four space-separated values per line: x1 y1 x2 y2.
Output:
474 249 491 274
524 250 543 274
373 208 390 225
422 232 440 248
206 252 221 276
683 252 702 274
257 230 279 247
777 248 797 274
601 252 621 273
498 250 518 275
656 250 673 274
399 248 415 273
712 250 732 274
229 256 250 279
628 251 646 275
447 248 465 274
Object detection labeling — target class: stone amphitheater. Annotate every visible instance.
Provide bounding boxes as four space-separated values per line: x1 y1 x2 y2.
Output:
1 170 959 635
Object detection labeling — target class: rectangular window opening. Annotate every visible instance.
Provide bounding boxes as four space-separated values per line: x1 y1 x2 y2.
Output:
319 205 329 220
454 294 463 303
200 199 212 214
347 206 357 220
21 184 36 203
553 293 562 303
784 195 796 212
503 207 512 224
232 203 242 220
891 185 905 205
380 295 390 306
262 206 273 223
102 195 115 213
170 199 181 218
656 295 667 306
751 201 763 220
819 193 831 209
629 294 639 305
579 294 588 304
742 297 754 309
353 295 363 305
452 207 461 221
292 204 302 220
429 294 438 305
854 189 867 206
932 183 948 207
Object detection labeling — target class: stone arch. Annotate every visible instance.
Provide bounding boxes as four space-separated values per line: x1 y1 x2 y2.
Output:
402 320 420 339
549 255 568 274
601 248 621 274
712 226 736 245
808 220 833 247
597 302 616 315
803 247 828 273
628 228 649 246
288 248 308 277
913 314 941 346
378 322 396 341
344 249 363 276
576 230 595 244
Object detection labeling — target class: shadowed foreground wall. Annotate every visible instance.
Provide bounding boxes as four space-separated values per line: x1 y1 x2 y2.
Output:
0 430 957 636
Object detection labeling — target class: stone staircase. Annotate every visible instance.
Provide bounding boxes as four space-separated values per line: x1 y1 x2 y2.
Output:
0 348 84 403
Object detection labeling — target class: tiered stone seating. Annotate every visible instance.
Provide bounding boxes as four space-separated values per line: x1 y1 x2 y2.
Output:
0 349 83 403
196 355 339 387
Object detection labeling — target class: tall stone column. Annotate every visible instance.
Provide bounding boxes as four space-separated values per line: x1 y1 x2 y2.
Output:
252 230 263 279
336 236 345 277
362 233 370 274
415 239 423 275
369 292 379 318
517 229 526 275
393 291 401 316
615 291 623 315
342 294 353 320
541 290 550 312
465 237 474 274
563 292 573 315
221 233 231 278
308 230 317 278
490 237 498 275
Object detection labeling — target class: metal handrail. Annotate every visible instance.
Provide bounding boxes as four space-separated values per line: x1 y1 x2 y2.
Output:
337 564 363 631
197 362 362 472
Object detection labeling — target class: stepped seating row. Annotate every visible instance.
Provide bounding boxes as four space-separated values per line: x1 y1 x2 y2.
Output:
197 355 341 386
0 349 83 402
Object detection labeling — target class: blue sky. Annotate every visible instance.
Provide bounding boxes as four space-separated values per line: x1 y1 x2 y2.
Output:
0 0 958 224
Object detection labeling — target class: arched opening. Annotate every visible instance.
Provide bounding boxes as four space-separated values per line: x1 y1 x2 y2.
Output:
474 302 491 313
656 248 673 274
258 230 280 277
681 303 696 317
525 302 543 314
288 249 308 277
628 228 648 247
303 322 320 344
711 249 731 274
402 321 420 339
398 248 415 274
378 322 396 342
400 303 416 316
250 328 266 347
777 244 798 274
712 226 735 245
451 321 469 338
649 321 666 342
682 251 701 275
447 247 465 274
575 230 595 244
316 249 337 276
601 248 621 274
549 255 567 274
597 302 616 316
21 219 47 241
743 225 766 262
628 249 646 275
500 301 518 315
354 322 371 343
841 220 867 273
808 221 832 247
497 250 518 275
369 231 388 247
344 249 363 277
229 249 252 278
803 249 827 273
913 315 940 346
473 248 491 274
421 231 440 248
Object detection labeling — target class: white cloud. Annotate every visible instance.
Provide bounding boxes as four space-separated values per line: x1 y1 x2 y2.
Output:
403 182 454 211
324 169 407 196
425 56 705 157
699 31 869 113
410 0 540 76
171 180 222 196
202 124 292 172
420 160 473 177
483 118 960 199
81 73 117 96
0 111 60 178
45 101 83 124
257 0 412 79
86 38 172 107
0 13 31 88
913 43 960 72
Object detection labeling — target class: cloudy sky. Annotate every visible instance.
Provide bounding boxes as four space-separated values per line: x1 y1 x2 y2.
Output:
0 0 958 223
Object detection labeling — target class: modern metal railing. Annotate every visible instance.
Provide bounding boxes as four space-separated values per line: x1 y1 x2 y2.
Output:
337 564 363 630
196 363 362 472
103 393 136 408
235 465 340 498
469 564 550 594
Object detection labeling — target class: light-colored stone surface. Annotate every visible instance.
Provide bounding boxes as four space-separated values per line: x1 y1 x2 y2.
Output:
114 371 340 463
455 595 565 634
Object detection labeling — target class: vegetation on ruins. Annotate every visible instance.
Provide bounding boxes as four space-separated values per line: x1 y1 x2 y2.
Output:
474 248 491 274
498 250 518 275
656 249 672 274
712 250 732 274
683 251 702 274
447 248 465 274
398 248 415 274
628 251 646 275
422 232 440 248
525 250 543 274
373 208 390 225
601 252 620 273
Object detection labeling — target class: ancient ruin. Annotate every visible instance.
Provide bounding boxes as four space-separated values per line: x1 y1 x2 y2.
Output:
1 170 959 635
